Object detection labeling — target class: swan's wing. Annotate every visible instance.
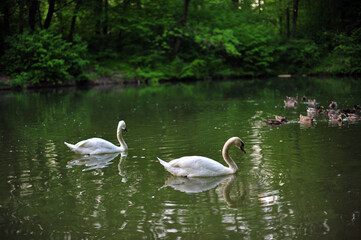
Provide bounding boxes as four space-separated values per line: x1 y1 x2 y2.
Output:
74 138 94 148
75 138 114 149
167 156 229 177
169 156 223 169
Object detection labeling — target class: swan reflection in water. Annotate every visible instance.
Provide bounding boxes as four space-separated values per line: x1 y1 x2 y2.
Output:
160 175 245 208
118 152 128 182
66 152 128 174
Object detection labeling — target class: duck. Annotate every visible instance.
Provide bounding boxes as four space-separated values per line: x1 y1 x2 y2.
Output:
328 113 343 122
307 106 323 114
307 99 317 106
284 97 297 107
286 96 298 102
284 100 296 107
265 119 282 125
324 109 340 116
307 107 317 114
265 115 287 125
64 120 128 155
329 101 338 109
342 108 356 114
300 114 313 123
342 105 361 114
275 115 288 123
157 137 246 177
346 113 360 120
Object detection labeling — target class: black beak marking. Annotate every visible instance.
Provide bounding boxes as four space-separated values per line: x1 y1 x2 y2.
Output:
240 143 246 154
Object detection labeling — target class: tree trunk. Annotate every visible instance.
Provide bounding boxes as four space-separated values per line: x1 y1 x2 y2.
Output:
279 0 282 35
279 15 283 35
68 0 81 42
2 1 11 36
28 0 40 31
171 0 191 59
38 3 43 30
102 0 108 36
19 1 25 33
44 0 56 29
291 0 300 38
286 7 290 39
95 0 102 37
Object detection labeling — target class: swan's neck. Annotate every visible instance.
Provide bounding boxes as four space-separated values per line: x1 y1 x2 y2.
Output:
222 141 238 173
117 129 127 150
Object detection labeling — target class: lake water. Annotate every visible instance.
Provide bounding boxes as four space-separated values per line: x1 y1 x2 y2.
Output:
1 77 361 239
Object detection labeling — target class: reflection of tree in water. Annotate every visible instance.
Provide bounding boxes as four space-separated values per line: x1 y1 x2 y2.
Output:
161 174 246 208
66 152 128 173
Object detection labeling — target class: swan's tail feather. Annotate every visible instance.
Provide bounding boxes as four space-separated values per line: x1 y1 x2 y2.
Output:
157 157 170 170
157 157 167 165
157 157 171 189
157 157 182 176
64 142 76 151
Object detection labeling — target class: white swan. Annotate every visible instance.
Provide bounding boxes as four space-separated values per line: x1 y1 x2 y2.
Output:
64 120 128 155
157 137 246 177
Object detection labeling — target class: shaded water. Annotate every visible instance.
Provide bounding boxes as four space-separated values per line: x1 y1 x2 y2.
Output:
1 77 361 239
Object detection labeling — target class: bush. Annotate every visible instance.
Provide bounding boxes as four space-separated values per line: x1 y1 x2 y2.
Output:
276 39 321 74
1 31 88 87
313 30 361 75
191 21 280 77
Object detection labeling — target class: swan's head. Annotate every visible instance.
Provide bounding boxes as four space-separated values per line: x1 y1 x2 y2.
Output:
231 137 246 154
118 120 127 133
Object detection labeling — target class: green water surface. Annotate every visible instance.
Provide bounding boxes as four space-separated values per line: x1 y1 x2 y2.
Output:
0 77 360 239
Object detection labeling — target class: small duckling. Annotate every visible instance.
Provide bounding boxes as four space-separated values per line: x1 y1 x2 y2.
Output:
300 114 313 123
329 101 338 109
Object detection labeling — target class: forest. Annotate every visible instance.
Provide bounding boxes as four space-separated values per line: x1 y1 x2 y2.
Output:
1 0 361 87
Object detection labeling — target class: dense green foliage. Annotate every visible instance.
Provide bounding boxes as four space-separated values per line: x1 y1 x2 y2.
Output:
0 0 360 86
1 31 88 87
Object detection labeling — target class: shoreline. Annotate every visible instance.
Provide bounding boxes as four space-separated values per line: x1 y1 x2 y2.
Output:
0 72 354 91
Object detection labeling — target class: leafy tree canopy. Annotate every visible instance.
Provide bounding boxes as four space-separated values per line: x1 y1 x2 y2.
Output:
0 0 360 86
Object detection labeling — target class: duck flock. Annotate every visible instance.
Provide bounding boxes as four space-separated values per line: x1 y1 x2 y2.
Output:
265 95 361 125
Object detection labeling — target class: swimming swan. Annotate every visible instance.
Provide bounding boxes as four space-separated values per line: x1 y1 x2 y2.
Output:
157 137 246 177
64 120 128 155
